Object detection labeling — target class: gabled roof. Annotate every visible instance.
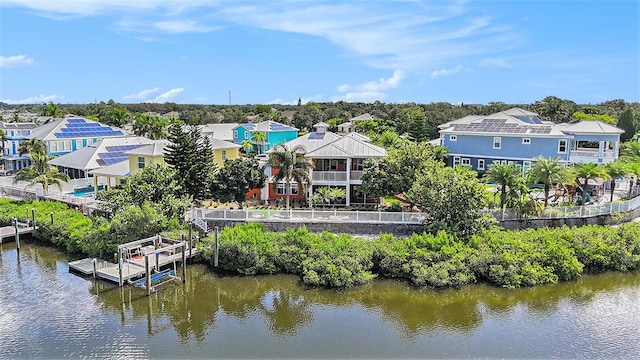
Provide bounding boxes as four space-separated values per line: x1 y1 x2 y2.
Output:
235 120 298 132
89 160 131 178
561 121 624 135
277 130 342 154
125 140 170 157
439 108 564 136
28 117 127 141
0 121 38 130
48 137 154 171
350 113 375 121
210 138 241 150
305 136 386 159
197 123 239 141
343 132 370 142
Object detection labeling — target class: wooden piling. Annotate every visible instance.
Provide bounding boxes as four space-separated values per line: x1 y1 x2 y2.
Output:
13 218 19 250
181 243 186 283
145 255 151 296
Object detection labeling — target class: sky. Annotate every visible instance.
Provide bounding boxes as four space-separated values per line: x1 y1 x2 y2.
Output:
0 0 638 106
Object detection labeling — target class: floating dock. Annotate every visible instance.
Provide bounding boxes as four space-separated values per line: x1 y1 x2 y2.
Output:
0 222 34 243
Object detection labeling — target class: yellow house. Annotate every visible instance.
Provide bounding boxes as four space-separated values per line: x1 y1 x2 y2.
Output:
210 138 241 167
127 140 169 176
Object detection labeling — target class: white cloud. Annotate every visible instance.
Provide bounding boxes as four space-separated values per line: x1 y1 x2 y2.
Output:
0 55 36 68
0 94 61 104
4 1 521 72
333 70 404 102
122 87 184 102
123 87 162 101
430 65 462 79
152 88 184 102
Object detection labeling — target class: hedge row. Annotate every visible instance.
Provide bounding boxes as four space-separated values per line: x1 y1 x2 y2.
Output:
200 222 640 289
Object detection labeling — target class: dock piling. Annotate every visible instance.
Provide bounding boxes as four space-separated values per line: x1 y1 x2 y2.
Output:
145 255 151 296
31 208 35 230
92 258 97 279
13 218 20 250
50 212 54 225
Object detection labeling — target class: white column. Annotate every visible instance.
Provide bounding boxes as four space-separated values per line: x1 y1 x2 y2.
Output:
346 158 351 206
613 140 620 159
598 141 605 159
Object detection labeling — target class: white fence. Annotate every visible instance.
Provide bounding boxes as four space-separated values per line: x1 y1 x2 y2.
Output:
190 208 425 224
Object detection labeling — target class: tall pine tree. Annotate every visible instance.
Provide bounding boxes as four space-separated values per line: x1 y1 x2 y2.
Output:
165 124 215 201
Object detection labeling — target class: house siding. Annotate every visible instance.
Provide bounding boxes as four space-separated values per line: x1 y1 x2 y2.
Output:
444 134 571 161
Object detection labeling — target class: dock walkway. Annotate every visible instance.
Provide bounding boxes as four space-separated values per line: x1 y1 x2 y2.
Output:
0 223 34 243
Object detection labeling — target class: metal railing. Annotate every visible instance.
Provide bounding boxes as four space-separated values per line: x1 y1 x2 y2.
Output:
485 195 640 221
190 208 425 224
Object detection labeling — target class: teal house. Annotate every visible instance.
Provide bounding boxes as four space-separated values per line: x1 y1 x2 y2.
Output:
233 120 298 154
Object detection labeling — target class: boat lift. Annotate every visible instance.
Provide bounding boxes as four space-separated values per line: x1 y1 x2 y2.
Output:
116 235 188 295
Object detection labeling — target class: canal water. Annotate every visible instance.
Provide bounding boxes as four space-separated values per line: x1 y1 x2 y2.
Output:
1 240 639 359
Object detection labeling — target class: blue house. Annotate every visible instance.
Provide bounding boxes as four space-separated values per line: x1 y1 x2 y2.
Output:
27 117 128 157
439 108 624 174
232 120 298 154
0 121 39 172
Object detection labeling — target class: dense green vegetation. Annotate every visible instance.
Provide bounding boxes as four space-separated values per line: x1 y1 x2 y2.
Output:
200 222 640 290
2 197 639 290
0 198 185 258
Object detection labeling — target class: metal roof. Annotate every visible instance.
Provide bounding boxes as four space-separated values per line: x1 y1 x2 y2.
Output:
48 137 154 171
28 117 128 141
561 121 624 135
305 135 386 159
235 120 298 133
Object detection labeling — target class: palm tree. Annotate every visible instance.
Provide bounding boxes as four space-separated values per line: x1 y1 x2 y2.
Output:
602 161 630 202
430 145 450 163
241 140 253 155
620 141 640 162
484 162 520 208
0 129 6 156
267 144 312 210
626 162 640 198
251 131 267 154
529 156 568 207
329 187 347 207
41 102 63 123
376 131 400 148
571 162 604 205
13 152 70 193
18 138 46 157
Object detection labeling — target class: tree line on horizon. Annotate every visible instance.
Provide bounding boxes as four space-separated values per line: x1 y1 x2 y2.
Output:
2 96 639 142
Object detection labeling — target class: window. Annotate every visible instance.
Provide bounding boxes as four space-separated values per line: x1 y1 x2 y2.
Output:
558 139 567 153
138 157 145 169
351 159 364 171
315 159 338 171
50 140 72 152
523 161 532 174
461 158 471 166
453 157 461 167
522 138 531 144
233 130 238 138
493 137 501 149
478 159 485 170
449 135 457 142
276 183 299 195
221 150 227 161
76 140 83 149
244 131 248 139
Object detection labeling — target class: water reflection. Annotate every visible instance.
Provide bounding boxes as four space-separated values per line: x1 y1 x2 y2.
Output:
2 241 639 359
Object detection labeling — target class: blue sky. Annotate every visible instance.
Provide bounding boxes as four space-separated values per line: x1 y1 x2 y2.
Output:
1 1 638 105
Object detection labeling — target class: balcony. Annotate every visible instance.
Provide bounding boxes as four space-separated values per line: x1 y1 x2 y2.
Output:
569 149 617 163
312 171 347 182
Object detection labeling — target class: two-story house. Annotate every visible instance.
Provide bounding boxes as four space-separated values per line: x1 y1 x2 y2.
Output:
232 120 298 154
27 117 128 157
337 113 375 134
267 123 387 206
439 108 624 174
0 121 39 172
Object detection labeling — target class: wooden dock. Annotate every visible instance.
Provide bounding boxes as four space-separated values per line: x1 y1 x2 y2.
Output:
0 223 34 243
68 235 199 288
